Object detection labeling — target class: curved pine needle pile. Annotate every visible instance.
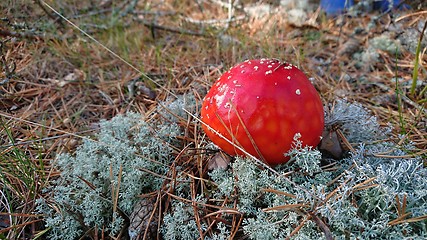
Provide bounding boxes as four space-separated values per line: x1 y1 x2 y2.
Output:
1 0 426 239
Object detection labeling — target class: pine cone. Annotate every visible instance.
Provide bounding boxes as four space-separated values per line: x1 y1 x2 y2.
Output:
128 194 158 240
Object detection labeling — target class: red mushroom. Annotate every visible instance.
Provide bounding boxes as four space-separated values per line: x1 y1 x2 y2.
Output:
201 58 324 165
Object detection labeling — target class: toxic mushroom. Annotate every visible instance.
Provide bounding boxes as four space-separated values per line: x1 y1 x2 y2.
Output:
200 58 324 165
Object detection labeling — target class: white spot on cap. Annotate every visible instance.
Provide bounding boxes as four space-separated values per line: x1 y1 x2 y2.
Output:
214 83 229 108
227 75 232 80
268 65 272 68
241 70 245 73
265 70 272 75
218 83 227 93
215 94 226 107
287 76 291 80
205 105 209 110
254 66 259 71
233 80 238 84
296 89 301 95
224 102 231 109
240 64 245 68
274 82 278 86
256 96 260 99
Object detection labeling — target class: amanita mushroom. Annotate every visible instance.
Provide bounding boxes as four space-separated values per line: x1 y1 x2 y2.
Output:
200 58 324 165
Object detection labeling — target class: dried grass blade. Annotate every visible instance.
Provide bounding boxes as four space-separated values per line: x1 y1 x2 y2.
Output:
77 176 97 191
261 188 297 199
263 203 310 212
214 111 244 152
204 209 242 218
352 184 379 192
395 195 403 216
399 214 427 224
39 0 178 99
0 219 42 234
285 214 312 240
352 177 379 192
182 109 281 176
310 213 334 240
388 212 412 226
230 100 266 163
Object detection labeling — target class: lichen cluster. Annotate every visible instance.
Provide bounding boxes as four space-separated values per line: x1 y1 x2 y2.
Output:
36 95 191 239
209 100 427 239
37 97 427 239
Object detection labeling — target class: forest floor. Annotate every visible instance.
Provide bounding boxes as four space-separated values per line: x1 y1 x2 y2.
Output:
1 0 426 239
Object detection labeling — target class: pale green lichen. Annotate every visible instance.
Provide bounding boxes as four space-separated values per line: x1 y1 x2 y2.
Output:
209 99 427 239
369 34 402 55
354 34 402 68
162 200 208 240
37 96 427 239
36 94 190 239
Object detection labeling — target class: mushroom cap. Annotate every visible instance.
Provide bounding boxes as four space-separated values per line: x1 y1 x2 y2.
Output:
201 58 324 165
